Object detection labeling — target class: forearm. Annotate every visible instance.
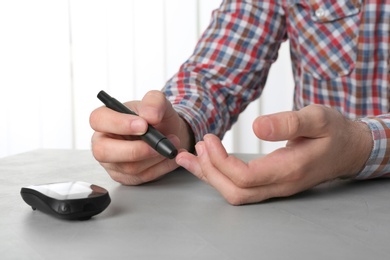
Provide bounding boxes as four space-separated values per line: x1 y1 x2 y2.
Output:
162 0 287 142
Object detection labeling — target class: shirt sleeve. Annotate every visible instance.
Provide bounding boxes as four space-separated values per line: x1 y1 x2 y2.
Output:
162 0 288 142
355 116 390 179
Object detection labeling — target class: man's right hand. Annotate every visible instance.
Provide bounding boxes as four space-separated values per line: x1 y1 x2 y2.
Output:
89 90 193 185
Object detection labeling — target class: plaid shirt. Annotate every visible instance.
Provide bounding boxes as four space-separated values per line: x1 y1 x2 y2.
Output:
162 0 390 179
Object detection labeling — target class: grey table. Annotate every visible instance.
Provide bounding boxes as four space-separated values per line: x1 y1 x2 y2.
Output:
1 150 390 259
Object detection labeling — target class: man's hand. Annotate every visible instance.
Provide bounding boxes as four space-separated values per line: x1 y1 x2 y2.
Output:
176 105 373 205
90 90 193 185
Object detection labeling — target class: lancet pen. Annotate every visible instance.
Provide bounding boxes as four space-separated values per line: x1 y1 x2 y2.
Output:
97 90 178 159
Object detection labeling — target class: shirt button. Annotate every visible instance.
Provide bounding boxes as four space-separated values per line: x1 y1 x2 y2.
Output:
315 8 325 18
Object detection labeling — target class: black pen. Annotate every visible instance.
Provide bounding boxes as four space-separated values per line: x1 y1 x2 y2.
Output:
97 90 178 159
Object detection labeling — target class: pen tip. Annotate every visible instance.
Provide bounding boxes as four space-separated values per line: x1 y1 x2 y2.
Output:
97 90 111 101
156 139 178 159
168 149 178 159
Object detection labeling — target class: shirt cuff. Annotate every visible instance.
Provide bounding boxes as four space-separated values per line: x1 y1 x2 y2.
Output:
172 104 207 143
354 117 390 179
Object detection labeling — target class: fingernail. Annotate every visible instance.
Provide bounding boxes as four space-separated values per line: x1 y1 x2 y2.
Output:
131 119 147 135
259 116 273 138
195 142 204 156
177 157 189 169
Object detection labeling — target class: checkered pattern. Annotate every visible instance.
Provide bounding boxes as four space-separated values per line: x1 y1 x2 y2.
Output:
162 0 390 179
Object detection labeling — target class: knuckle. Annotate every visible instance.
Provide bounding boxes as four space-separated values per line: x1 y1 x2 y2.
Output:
122 176 144 186
224 188 247 206
234 175 252 189
313 105 327 120
109 172 126 184
283 160 307 183
225 195 242 206
145 89 164 99
108 166 145 186
286 112 300 136
127 146 140 161
91 141 107 162
143 90 166 107
286 169 306 182
308 104 331 128
121 163 142 177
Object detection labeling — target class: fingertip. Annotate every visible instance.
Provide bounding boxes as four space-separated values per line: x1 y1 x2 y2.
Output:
203 134 229 159
253 116 273 140
203 133 218 142
195 141 206 156
176 148 193 162
176 150 201 174
204 134 226 148
176 154 189 169
254 112 303 141
131 118 148 135
139 90 167 124
89 106 106 130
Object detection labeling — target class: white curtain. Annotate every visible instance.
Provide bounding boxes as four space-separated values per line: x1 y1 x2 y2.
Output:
0 0 293 158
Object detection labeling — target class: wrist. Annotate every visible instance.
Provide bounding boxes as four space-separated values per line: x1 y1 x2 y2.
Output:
343 119 373 178
179 116 196 153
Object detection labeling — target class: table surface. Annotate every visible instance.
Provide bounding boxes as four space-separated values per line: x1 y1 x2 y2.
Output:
1 149 390 260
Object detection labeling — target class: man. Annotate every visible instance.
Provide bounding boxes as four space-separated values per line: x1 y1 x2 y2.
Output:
90 0 390 205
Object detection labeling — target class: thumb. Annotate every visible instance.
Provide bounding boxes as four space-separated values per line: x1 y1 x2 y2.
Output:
138 90 174 125
252 105 332 141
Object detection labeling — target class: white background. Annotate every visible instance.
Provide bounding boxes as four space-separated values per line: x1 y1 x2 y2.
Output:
0 0 293 158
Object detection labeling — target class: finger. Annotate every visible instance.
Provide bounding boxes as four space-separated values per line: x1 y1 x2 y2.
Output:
252 105 332 141
178 140 307 204
90 106 148 135
195 141 237 189
193 140 294 205
93 133 180 162
138 90 176 125
203 134 313 187
91 131 160 163
246 148 307 185
103 156 180 185
202 134 252 184
207 176 314 205
176 145 206 182
96 134 180 180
